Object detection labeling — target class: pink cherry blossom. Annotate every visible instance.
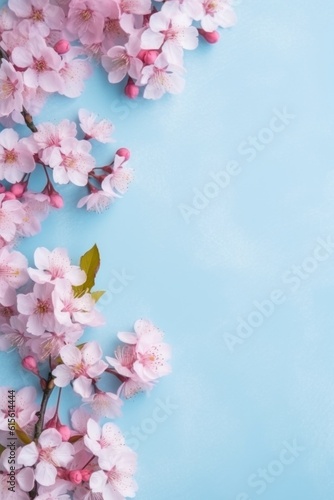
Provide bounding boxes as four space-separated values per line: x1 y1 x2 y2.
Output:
52 279 103 327
76 186 119 213
58 49 92 99
17 282 54 336
0 128 35 183
102 154 134 195
11 35 64 93
0 59 24 118
16 192 50 238
102 37 143 84
117 0 151 15
28 247 86 286
140 53 185 99
8 0 65 37
86 390 123 419
52 342 108 397
0 467 34 499
66 0 109 45
0 314 32 354
141 9 198 64
17 428 74 487
0 386 38 431
78 109 114 143
31 119 77 165
0 247 28 305
89 447 138 498
48 138 95 186
84 418 126 457
199 0 237 31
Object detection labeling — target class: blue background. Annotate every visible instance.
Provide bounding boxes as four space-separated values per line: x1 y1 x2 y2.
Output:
1 0 334 499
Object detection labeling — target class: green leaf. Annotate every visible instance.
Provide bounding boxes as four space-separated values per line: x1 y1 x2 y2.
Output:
0 444 5 455
15 423 32 444
73 244 100 297
91 290 105 302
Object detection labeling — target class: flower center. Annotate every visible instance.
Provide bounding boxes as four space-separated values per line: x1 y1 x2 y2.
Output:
0 265 20 278
33 58 47 72
31 7 44 22
81 9 92 21
104 18 121 34
4 149 17 164
0 80 16 98
35 299 51 315
205 0 219 13
63 155 77 169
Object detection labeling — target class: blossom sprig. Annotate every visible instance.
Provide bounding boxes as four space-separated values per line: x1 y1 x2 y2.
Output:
0 244 171 499
0 110 134 249
0 0 237 111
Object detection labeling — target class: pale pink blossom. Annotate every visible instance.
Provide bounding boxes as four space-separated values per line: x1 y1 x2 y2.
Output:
102 38 143 84
34 481 72 500
89 447 137 498
0 128 35 183
85 390 123 419
28 247 86 286
66 0 109 45
59 49 92 99
0 386 38 431
0 468 34 499
17 192 50 238
0 59 24 117
0 247 28 305
117 0 151 15
30 119 77 165
102 154 134 195
140 53 185 99
76 187 119 213
84 418 125 457
17 428 74 487
78 109 114 143
11 35 64 93
199 0 237 31
48 138 95 186
52 342 108 397
0 314 32 353
17 282 54 336
8 0 65 37
52 279 103 327
141 9 198 64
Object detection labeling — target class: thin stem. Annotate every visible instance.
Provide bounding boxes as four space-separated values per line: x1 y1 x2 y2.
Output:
34 373 55 440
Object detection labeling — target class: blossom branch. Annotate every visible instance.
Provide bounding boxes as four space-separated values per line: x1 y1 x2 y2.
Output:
34 373 55 440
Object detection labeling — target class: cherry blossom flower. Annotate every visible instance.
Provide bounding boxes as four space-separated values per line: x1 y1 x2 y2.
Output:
17 192 50 238
17 428 74 487
31 119 77 165
199 0 237 31
11 35 64 93
58 49 92 99
0 59 24 117
0 467 34 499
8 0 65 37
117 0 151 15
17 282 54 336
0 386 38 431
102 154 134 195
78 109 114 143
66 0 109 45
102 37 143 84
76 186 119 213
0 128 35 183
53 342 108 397
0 314 32 354
89 447 138 498
0 247 28 306
140 53 185 99
34 481 73 500
48 138 95 186
84 418 126 457
28 247 86 286
141 9 198 64
52 279 103 327
85 390 123 419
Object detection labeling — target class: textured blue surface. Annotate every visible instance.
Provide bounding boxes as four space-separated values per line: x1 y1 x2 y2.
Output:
1 1 334 499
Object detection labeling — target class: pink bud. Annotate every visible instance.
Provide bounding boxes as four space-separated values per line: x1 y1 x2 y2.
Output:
116 148 130 160
45 415 58 429
69 470 82 485
124 79 139 99
22 356 38 374
81 469 92 482
54 39 70 55
137 49 147 61
3 191 16 200
198 29 220 44
143 50 159 65
10 182 26 198
57 424 71 441
49 192 64 208
0 183 5 193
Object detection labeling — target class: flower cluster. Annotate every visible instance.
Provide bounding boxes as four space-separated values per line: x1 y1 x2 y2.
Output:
0 0 236 106
0 110 133 246
0 245 171 498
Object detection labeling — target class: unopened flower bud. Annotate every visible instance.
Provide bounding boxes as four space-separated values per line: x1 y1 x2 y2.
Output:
49 192 64 208
10 182 26 198
54 39 70 55
69 470 82 485
143 50 159 65
124 79 139 99
22 356 38 374
116 148 130 160
198 29 220 44
58 424 71 441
